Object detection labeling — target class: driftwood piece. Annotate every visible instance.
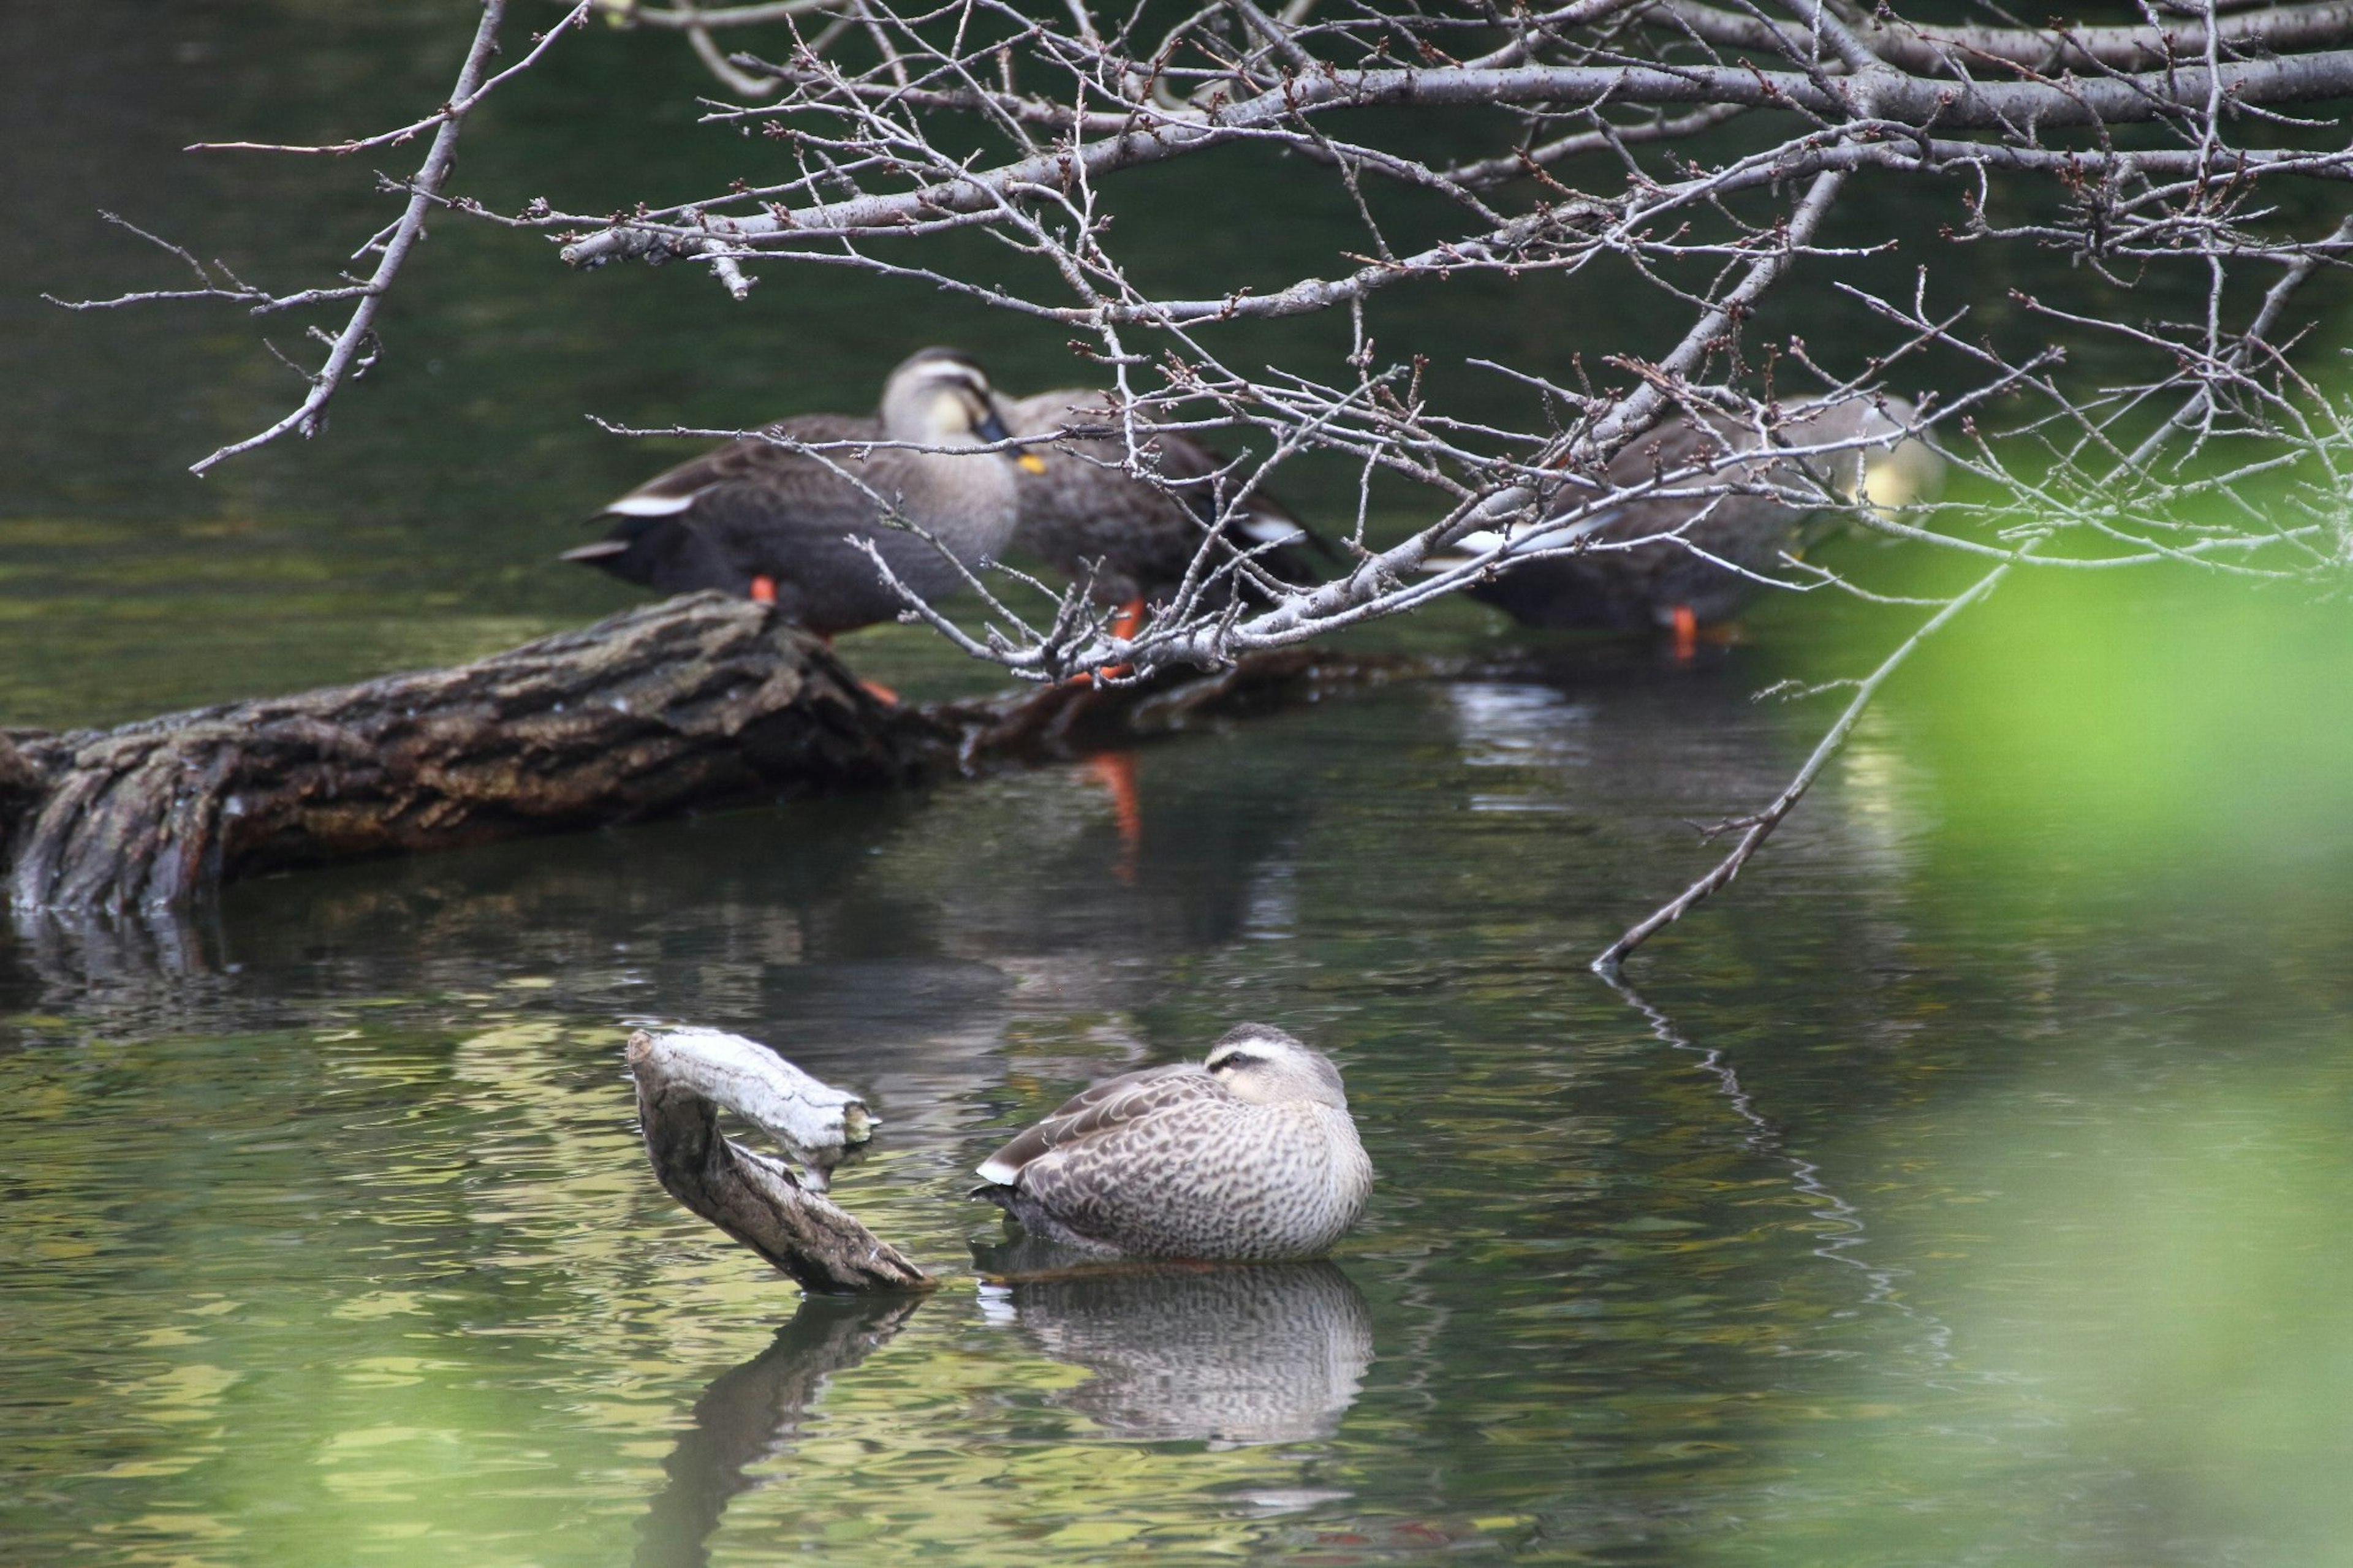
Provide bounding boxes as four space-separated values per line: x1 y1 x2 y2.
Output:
633 1027 876 1192
627 1028 933 1295
0 589 1437 917
3 595 919 915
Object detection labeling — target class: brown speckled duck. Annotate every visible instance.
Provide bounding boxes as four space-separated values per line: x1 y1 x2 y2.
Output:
974 1023 1371 1261
1005 390 1335 638
1433 394 1944 648
562 348 1040 637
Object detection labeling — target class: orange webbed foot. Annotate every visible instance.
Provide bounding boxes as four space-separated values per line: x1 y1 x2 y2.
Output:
1670 604 1698 661
750 575 778 605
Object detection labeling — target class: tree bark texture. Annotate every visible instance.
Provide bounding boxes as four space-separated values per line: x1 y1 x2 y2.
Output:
627 1028 933 1295
1 594 920 916
0 593 1427 918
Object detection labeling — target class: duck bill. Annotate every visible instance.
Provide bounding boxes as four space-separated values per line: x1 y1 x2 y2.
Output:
979 407 1048 473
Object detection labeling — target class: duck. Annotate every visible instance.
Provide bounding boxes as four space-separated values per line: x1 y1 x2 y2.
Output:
1004 388 1336 640
973 1023 1372 1260
561 348 1044 637
1431 395 1944 650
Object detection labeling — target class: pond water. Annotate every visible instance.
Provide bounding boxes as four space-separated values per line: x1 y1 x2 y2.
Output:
12 588 2353 1568
10 4 2353 1566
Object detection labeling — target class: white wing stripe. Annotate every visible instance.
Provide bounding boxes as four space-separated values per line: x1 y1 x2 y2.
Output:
1422 508 1624 572
605 492 699 517
1239 515 1307 544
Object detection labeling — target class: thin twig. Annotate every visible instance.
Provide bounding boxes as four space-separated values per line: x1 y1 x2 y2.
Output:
1592 555 2016 974
186 0 523 474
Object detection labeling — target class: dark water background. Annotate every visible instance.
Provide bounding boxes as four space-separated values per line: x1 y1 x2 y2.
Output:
9 4 2353 1565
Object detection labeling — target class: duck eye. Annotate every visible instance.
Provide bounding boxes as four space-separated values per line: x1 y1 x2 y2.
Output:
1215 1053 1252 1072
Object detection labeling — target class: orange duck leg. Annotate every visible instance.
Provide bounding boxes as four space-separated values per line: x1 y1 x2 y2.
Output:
1096 597 1145 683
1069 597 1148 687
796 612 900 706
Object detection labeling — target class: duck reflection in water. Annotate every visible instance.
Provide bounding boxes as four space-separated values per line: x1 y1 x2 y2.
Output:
974 1247 1374 1446
632 1262 1371 1565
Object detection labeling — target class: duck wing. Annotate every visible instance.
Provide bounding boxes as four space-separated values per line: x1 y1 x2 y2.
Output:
975 1064 1226 1186
1145 423 1339 575
599 413 881 518
1449 404 1910 629
1010 391 1333 600
561 414 889 595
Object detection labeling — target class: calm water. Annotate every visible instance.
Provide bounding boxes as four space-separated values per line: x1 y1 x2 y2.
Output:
12 603 2353 1567
10 4 2353 1566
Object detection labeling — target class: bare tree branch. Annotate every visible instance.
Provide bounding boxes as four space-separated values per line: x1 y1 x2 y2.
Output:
1592 556 2014 975
69 0 2353 965
50 0 598 475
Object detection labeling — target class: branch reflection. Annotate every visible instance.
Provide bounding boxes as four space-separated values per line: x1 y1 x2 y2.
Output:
1599 971 1957 1372
632 1295 923 1568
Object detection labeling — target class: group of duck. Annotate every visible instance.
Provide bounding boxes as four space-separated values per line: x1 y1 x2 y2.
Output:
582 348 1944 1263
563 347 1327 649
563 346 1946 661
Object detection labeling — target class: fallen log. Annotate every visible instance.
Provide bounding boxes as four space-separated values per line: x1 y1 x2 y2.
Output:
0 735 43 825
627 1027 933 1295
2 594 918 915
1 591 1437 916
928 642 1441 765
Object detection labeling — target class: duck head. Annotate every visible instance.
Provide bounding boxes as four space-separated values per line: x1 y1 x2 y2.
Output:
1783 393 1946 517
1207 1023 1350 1110
1856 434 1947 515
881 348 1047 471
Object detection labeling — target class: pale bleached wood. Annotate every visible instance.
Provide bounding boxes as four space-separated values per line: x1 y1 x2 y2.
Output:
631 1028 875 1192
626 1028 933 1295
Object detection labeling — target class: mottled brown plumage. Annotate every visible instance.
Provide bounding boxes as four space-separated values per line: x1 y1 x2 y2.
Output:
1006 390 1334 611
563 349 1026 636
974 1023 1372 1260
1441 395 1945 632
